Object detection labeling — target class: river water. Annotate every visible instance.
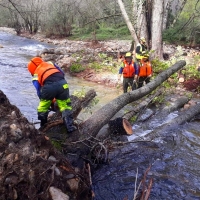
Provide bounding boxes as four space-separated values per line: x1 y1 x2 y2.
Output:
93 115 200 200
1 31 200 200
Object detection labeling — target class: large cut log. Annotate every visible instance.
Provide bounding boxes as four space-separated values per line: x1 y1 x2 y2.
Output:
108 117 133 135
78 60 186 137
96 89 162 139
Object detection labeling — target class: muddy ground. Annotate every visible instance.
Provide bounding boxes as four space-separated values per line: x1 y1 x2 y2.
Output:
0 90 93 200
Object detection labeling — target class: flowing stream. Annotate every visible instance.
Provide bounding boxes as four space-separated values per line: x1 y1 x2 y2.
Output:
93 113 200 200
1 31 200 200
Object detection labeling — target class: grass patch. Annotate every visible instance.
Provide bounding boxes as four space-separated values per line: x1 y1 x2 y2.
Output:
69 25 132 41
70 62 85 73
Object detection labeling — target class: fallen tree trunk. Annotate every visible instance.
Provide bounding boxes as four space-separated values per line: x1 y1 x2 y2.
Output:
122 89 162 121
159 96 189 114
96 89 162 139
71 89 97 119
79 60 186 137
142 102 200 141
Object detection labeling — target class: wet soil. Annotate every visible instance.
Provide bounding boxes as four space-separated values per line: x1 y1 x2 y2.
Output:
182 78 200 91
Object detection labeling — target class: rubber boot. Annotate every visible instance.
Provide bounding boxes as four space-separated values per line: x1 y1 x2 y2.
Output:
62 110 77 133
38 112 48 127
40 119 47 127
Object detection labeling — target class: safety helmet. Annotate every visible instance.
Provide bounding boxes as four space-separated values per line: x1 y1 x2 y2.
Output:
142 56 149 61
140 37 146 43
125 52 132 58
27 57 43 75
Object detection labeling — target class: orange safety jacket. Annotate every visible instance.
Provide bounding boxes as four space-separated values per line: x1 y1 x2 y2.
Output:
122 61 135 78
34 62 60 86
139 60 152 77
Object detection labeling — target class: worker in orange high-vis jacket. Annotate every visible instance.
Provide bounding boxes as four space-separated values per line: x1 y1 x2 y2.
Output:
118 52 139 93
138 56 153 88
27 57 77 133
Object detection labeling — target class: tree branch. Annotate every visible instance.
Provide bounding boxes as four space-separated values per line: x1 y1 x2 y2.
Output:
84 14 121 26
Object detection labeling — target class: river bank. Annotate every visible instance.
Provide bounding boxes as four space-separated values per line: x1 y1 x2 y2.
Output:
2 26 200 102
0 26 199 89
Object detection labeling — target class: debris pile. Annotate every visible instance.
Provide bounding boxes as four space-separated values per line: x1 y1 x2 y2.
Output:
0 90 92 200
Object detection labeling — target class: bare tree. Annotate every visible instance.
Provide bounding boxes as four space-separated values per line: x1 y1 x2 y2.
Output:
132 0 150 45
117 0 163 58
41 0 75 37
151 0 164 58
117 0 189 59
118 0 139 44
0 0 44 34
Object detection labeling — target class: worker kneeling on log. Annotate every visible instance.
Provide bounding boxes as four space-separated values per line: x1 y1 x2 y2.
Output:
138 56 153 88
27 57 77 133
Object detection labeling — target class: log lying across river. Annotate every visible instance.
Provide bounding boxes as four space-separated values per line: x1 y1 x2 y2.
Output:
79 60 186 138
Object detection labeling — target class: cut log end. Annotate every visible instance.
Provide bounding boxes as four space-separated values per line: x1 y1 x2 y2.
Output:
179 77 185 83
178 71 185 83
108 117 133 136
123 118 133 135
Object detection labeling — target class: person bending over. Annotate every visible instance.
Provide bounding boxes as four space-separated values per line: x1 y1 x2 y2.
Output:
27 57 77 133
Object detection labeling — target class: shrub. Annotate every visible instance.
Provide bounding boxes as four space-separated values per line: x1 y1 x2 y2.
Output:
70 63 85 73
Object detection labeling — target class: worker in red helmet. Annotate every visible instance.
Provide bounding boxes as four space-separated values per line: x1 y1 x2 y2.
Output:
27 57 77 133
